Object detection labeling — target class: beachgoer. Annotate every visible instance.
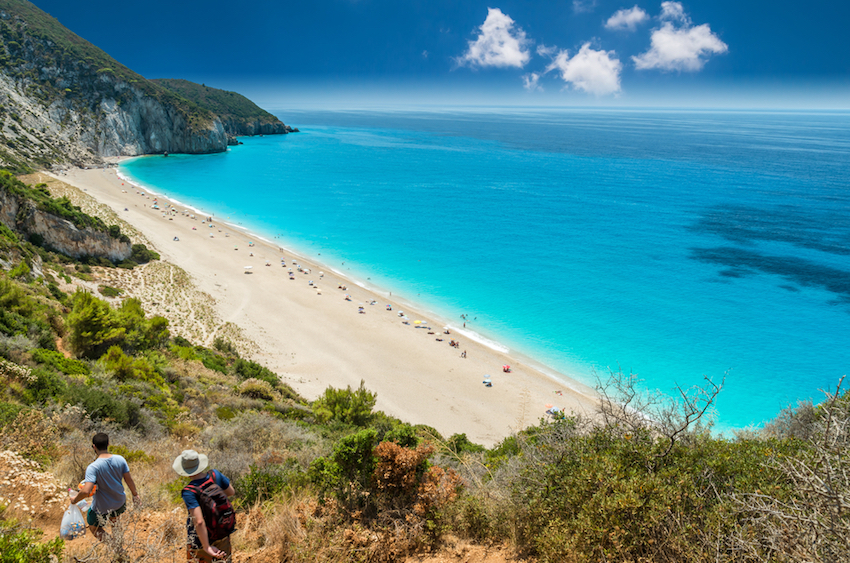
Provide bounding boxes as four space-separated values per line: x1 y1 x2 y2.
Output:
461 350 467 358
174 450 236 563
70 433 139 541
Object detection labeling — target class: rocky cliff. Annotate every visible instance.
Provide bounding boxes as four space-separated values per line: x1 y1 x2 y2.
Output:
0 0 289 172
0 183 131 261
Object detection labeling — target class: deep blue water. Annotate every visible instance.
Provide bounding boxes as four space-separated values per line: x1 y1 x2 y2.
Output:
120 109 850 431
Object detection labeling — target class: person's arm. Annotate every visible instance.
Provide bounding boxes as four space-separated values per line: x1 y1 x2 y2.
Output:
223 484 235 497
123 472 140 504
190 506 225 559
70 481 94 504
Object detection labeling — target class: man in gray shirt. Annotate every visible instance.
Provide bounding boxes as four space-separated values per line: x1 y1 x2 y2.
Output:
70 433 140 540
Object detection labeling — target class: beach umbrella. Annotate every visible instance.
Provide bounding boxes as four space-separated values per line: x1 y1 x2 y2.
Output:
244 266 253 270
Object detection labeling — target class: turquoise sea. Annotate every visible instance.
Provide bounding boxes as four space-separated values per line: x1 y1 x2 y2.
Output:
120 109 850 432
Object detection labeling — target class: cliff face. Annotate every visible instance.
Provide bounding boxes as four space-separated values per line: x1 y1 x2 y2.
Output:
0 186 131 260
0 0 232 170
218 116 290 136
0 70 228 169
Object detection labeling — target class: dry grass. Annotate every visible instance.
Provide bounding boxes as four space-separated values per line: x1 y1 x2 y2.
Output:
62 506 184 563
0 450 66 523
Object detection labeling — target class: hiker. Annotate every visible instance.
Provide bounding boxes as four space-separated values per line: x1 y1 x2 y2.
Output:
174 450 236 562
70 433 139 540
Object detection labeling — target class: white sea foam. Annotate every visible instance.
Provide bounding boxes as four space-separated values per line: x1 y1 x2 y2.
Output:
451 327 510 354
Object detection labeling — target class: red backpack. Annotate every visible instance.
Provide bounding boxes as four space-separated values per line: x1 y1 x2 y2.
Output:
183 471 236 542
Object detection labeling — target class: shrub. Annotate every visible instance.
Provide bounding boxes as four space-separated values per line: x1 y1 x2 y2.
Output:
445 433 485 455
22 366 66 404
8 261 30 280
312 380 376 426
213 337 239 357
62 384 140 428
383 424 420 448
310 428 378 515
195 348 227 373
232 358 298 399
31 348 90 375
108 444 154 464
234 460 308 505
98 285 122 298
238 378 277 401
118 299 169 353
101 346 167 390
0 401 27 428
0 514 64 563
172 345 198 361
65 290 125 358
215 405 235 420
130 244 159 264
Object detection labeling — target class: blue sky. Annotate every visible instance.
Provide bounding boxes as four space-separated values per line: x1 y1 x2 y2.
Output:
30 0 850 109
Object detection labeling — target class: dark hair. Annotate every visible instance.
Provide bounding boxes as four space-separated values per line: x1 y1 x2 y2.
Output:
92 433 109 451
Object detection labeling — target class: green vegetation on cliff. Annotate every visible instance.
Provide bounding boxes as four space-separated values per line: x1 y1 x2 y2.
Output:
0 172 158 270
153 78 287 133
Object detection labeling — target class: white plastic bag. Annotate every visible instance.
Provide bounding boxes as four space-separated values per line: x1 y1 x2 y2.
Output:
60 503 86 540
68 489 90 512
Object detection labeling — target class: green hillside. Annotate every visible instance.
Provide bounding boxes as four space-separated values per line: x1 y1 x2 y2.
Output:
153 78 280 125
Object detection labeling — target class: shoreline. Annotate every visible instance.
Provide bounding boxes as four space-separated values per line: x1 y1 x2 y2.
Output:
52 161 599 446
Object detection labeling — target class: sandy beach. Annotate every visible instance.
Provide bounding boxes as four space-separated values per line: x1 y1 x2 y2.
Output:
46 163 598 447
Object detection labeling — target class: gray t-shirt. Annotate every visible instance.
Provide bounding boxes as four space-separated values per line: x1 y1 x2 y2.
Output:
84 455 129 513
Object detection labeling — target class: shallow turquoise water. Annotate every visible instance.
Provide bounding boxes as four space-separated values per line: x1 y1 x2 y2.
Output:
121 109 850 431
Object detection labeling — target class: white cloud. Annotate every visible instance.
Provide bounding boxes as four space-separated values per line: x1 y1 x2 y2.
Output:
545 43 623 96
523 72 543 91
573 0 598 13
457 8 531 69
605 6 649 31
633 3 728 71
659 1 687 22
422 50 429 59
537 44 557 57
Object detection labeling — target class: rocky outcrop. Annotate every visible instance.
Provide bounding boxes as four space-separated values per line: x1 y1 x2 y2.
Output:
218 116 290 137
0 187 131 261
0 72 228 169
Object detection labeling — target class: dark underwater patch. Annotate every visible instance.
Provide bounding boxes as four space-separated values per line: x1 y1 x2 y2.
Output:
690 204 850 256
691 246 850 303
718 268 749 278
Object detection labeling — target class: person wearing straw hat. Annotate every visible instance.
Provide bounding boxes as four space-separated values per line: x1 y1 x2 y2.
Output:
173 450 236 562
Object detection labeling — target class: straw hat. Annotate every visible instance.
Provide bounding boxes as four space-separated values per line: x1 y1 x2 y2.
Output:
172 450 209 477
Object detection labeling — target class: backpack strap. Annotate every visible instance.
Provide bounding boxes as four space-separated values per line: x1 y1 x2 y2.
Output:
182 471 215 507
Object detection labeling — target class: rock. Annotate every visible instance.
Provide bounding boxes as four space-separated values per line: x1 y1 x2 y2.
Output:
0 188 131 261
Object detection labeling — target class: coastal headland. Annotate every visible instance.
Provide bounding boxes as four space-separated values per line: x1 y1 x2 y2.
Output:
52 162 598 446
